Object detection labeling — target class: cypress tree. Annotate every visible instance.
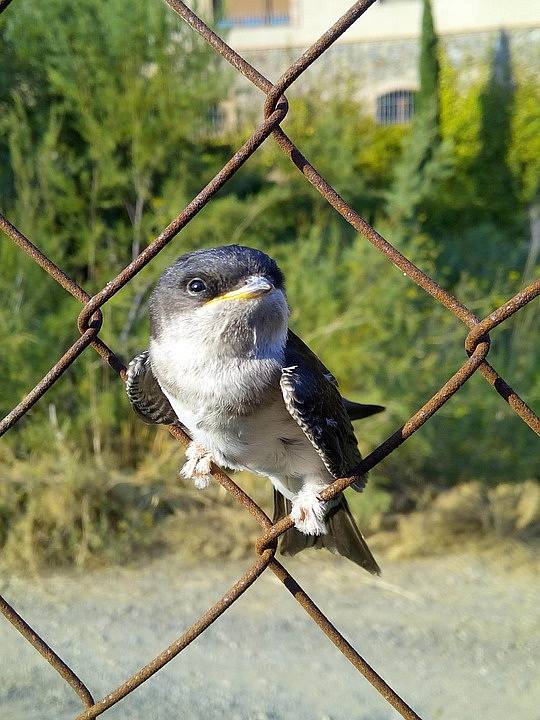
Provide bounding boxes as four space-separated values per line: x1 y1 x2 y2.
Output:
474 30 517 227
416 0 440 126
386 0 448 231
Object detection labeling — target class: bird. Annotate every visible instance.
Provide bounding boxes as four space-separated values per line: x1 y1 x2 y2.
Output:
125 245 384 574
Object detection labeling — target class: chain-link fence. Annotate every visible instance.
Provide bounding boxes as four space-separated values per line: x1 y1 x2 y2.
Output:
0 1 538 718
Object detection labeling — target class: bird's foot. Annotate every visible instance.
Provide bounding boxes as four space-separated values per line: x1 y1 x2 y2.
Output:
291 489 327 535
180 442 214 489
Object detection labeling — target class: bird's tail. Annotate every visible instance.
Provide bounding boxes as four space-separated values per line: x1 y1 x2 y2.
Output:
272 489 380 575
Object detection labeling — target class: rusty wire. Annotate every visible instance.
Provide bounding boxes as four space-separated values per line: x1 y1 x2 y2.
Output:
0 0 538 718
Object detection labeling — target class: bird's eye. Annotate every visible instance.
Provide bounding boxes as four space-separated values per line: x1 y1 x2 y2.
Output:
187 278 207 295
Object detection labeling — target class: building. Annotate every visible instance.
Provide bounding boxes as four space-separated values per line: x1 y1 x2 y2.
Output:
195 0 540 126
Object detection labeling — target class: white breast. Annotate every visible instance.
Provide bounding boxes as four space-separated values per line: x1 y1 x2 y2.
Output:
149 334 331 499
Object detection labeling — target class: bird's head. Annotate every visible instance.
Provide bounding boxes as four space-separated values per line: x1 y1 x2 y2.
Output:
149 245 289 356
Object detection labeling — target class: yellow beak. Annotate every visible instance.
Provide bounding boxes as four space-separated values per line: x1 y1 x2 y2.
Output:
207 276 273 305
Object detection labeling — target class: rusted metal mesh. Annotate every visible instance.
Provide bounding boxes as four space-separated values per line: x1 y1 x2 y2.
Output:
0 1 538 718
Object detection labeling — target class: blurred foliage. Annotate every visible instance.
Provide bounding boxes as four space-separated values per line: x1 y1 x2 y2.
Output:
386 0 451 238
0 1 538 568
416 0 440 122
376 480 540 562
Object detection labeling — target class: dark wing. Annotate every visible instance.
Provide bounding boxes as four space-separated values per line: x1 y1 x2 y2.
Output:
286 333 385 422
280 331 364 481
125 351 179 426
342 399 385 421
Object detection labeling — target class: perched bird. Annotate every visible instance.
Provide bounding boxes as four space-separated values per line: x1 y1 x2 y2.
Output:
126 245 384 573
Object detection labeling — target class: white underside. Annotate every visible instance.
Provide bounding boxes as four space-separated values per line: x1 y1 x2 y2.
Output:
150 290 334 535
164 385 332 502
150 315 336 534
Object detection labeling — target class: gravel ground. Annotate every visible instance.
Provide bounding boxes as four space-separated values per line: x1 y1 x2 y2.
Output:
1 551 538 720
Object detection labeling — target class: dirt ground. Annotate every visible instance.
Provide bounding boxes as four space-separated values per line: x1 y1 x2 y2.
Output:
1 550 538 720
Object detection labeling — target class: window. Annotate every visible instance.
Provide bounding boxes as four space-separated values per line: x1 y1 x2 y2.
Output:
214 0 290 28
376 90 415 125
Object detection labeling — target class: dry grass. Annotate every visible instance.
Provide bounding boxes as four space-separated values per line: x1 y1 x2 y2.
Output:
370 480 540 571
0 433 271 572
1 433 538 573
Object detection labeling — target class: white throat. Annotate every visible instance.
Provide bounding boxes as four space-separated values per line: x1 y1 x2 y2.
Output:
149 288 289 417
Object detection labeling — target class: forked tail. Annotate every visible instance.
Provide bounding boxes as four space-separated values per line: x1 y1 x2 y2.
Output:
273 489 380 575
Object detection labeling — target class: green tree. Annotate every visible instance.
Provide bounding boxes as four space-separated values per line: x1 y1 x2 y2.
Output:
385 0 450 234
472 30 518 228
0 0 227 460
434 33 531 282
416 0 440 125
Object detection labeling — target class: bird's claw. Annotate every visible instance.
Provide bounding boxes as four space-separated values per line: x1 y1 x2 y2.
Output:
291 489 327 535
181 442 213 489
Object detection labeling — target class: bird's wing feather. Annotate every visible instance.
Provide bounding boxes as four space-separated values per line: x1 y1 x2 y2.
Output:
125 351 180 426
280 331 364 481
342 399 385 421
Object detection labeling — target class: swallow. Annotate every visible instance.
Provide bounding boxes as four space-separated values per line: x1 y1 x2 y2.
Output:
126 245 384 573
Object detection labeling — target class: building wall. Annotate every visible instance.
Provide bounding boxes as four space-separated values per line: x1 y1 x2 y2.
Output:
231 27 538 120
189 1 539 125
220 0 540 50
